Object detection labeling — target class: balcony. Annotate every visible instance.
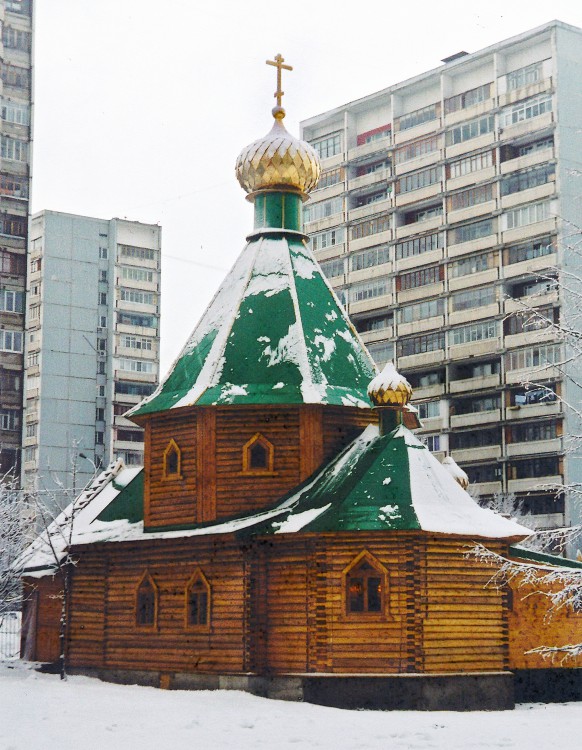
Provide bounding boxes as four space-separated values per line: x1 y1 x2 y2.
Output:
394 149 442 177
505 364 562 385
443 98 495 127
395 182 442 208
348 168 391 192
349 230 392 253
508 475 562 494
447 233 497 259
397 349 445 369
448 303 499 328
397 282 444 304
447 200 497 227
500 146 554 175
347 293 393 316
393 118 441 145
502 252 557 280
445 132 495 160
348 264 392 284
498 111 553 142
500 181 555 211
501 217 557 246
504 327 558 350
498 78 552 108
448 373 501 394
452 445 502 463
348 139 391 162
304 213 345 234
505 438 562 458
448 337 501 360
470 481 502 497
448 267 499 292
398 315 444 338
412 383 445 400
358 327 394 344
417 416 445 433
348 198 392 223
446 166 496 192
505 402 561 420
503 289 558 314
396 215 443 240
450 409 501 429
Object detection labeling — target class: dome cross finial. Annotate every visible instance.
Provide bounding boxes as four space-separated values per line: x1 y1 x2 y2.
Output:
266 53 293 118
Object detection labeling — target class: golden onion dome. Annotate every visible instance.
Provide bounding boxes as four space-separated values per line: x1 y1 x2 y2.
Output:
235 109 321 195
367 362 413 408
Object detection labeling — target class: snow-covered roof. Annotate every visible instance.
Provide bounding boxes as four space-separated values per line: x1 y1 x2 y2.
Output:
128 235 377 417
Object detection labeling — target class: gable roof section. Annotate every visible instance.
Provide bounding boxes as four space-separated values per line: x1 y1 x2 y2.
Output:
129 235 376 417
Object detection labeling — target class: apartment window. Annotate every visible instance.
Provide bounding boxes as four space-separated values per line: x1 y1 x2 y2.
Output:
454 394 500 415
445 83 492 114
395 135 440 164
506 62 543 91
451 285 496 312
118 358 155 373
500 94 552 127
510 421 557 443
115 382 155 396
521 493 564 516
500 164 555 196
0 409 19 431
120 451 142 466
2 26 31 51
96 408 105 422
398 265 443 291
400 298 444 323
118 245 156 261
25 422 37 438
357 125 391 145
518 137 553 157
505 236 555 265
505 306 555 335
395 232 444 260
0 370 20 393
397 166 441 194
311 228 343 251
349 277 390 302
0 215 26 237
0 249 25 275
350 214 390 240
95 431 104 445
422 434 441 452
0 329 23 352
450 428 500 449
28 304 40 322
317 167 344 189
0 289 24 313
351 246 389 271
509 456 559 480
98 292 107 305
99 315 108 327
446 115 494 146
312 132 342 159
6 1 31 14
356 159 390 177
506 344 561 371
450 252 494 278
29 257 41 274
512 386 556 406
448 184 493 211
120 266 153 283
397 331 445 357
23 446 36 463
320 258 345 278
121 335 153 351
355 189 388 207
99 246 108 259
0 64 30 90
1 99 30 126
117 312 157 328
355 314 393 332
465 464 502 484
27 351 39 366
98 385 106 397
410 370 444 387
505 200 551 230
303 196 343 223
97 361 106 375
403 203 442 225
448 150 493 179
417 400 440 419
119 288 156 306
367 341 394 364
449 218 494 245
395 103 439 132
450 320 497 345
117 429 144 443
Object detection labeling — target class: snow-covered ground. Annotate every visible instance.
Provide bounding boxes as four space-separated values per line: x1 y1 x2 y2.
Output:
1 661 580 749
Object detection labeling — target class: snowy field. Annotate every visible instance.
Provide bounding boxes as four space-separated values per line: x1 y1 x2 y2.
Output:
1 661 580 750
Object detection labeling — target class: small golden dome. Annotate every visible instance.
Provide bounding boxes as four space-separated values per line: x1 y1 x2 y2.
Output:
235 112 321 195
368 362 413 408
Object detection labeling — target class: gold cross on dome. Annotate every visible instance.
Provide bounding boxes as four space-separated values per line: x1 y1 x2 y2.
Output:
266 53 293 109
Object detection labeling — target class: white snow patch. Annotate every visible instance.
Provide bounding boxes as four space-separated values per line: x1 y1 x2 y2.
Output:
219 383 249 402
257 336 270 343
292 252 318 280
313 334 336 362
382 477 392 486
378 504 400 521
325 310 338 321
272 504 331 533
272 382 285 389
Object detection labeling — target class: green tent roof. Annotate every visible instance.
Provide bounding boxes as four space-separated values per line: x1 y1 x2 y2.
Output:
129 235 376 417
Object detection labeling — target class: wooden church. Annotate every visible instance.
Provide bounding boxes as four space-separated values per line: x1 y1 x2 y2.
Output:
21 58 582 710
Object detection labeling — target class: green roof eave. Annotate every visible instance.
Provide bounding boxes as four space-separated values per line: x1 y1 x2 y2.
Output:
96 470 144 524
509 545 582 569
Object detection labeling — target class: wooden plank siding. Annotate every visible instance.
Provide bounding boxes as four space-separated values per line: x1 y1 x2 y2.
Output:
21 576 63 663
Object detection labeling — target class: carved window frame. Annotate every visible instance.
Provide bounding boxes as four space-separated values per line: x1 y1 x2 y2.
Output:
184 568 211 631
163 438 183 481
241 432 276 476
135 571 158 629
342 550 390 621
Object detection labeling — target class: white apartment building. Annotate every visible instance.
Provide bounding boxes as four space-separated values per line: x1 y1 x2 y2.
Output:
301 20 582 532
0 0 33 478
22 211 161 508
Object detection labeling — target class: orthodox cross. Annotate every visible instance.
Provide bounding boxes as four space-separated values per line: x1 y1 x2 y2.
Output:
266 54 293 109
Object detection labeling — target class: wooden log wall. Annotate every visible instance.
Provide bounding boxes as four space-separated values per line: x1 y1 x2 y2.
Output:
421 537 509 673
22 576 62 663
508 575 582 669
67 536 248 675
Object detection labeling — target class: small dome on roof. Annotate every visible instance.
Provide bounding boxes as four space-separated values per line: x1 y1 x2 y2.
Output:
235 112 321 195
368 362 413 407
442 456 470 489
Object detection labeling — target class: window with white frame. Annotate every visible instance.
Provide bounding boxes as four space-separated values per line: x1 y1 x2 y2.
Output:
395 103 439 132
0 288 24 312
0 329 23 352
400 298 444 323
367 341 394 364
349 277 390 302
450 320 497 345
445 83 492 114
506 62 543 91
395 135 440 164
119 245 156 261
450 252 494 278
311 228 343 251
0 136 28 162
506 344 562 371
504 200 551 230
119 288 156 305
1 98 30 125
0 409 19 431
397 166 441 194
500 94 552 127
311 132 342 159
449 150 493 179
121 335 153 351
417 400 440 419
303 196 343 223
118 358 155 373
446 115 494 146
320 258 345 278
422 434 441 451
351 246 389 271
395 232 444 260
121 266 154 283
451 285 496 312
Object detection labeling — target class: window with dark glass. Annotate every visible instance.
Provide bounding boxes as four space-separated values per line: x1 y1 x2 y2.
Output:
186 571 210 628
344 554 387 616
136 574 157 627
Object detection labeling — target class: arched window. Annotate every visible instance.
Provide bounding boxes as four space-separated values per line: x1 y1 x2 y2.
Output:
343 551 388 618
163 438 182 480
242 433 275 474
136 571 158 628
185 569 211 629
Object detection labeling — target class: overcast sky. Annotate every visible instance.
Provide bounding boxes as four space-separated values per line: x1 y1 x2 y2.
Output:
31 0 582 376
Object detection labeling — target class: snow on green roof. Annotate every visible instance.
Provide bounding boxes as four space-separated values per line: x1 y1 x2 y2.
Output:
256 425 531 538
129 235 376 417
